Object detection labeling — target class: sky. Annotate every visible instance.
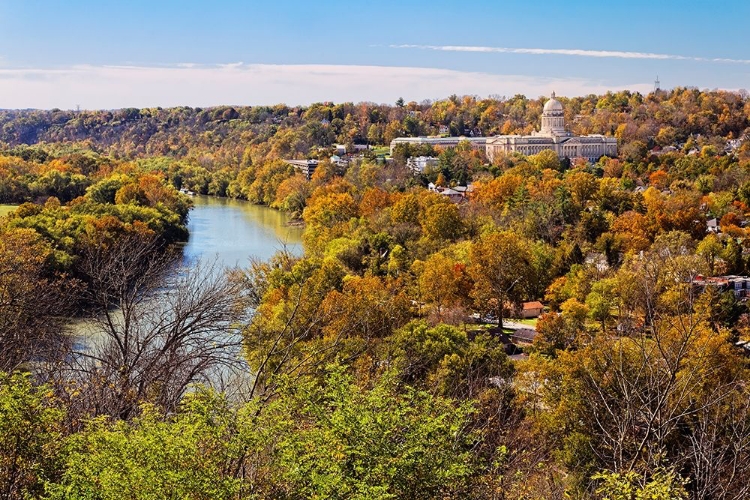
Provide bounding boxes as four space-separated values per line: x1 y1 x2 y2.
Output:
0 0 748 109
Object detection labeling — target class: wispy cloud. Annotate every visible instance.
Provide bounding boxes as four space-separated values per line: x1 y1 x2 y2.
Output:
391 44 750 64
0 63 653 110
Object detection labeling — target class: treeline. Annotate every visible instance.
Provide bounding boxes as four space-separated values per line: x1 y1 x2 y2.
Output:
1 88 748 167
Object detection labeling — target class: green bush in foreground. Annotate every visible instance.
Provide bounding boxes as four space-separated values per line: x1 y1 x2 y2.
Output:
0 373 64 500
43 366 476 500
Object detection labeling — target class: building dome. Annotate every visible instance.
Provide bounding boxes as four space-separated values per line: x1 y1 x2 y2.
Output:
543 91 563 114
538 91 567 137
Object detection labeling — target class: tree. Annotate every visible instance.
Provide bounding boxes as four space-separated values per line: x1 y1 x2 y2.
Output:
388 321 512 399
723 237 744 275
592 468 688 500
612 211 652 253
48 391 246 499
531 249 747 493
0 373 64 500
0 228 74 372
533 305 586 356
565 170 599 207
65 232 246 420
415 253 471 321
469 231 533 327
472 173 524 211
422 201 463 242
586 279 617 333
302 191 358 229
239 254 362 401
319 275 412 342
259 365 478 499
696 233 723 275
531 149 561 171
272 174 311 216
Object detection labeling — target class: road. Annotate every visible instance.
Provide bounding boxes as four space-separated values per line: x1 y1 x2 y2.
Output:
503 320 536 331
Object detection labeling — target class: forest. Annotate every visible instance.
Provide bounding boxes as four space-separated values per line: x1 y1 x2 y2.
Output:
2 87 750 499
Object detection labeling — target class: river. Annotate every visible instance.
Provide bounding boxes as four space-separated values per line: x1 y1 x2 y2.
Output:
183 195 303 267
69 196 303 346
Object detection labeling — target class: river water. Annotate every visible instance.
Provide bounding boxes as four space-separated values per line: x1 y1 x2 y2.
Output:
69 196 303 346
183 195 303 267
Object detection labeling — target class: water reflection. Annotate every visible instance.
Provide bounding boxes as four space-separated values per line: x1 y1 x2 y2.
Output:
69 197 304 347
183 195 303 268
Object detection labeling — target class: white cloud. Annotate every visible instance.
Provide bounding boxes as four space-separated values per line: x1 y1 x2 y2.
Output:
0 63 653 110
391 44 750 64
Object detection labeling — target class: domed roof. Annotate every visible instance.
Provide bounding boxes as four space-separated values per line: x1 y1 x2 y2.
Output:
543 91 563 113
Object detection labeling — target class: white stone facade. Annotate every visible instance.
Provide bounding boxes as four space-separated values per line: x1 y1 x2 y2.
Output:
389 136 486 154
406 156 439 173
485 93 617 163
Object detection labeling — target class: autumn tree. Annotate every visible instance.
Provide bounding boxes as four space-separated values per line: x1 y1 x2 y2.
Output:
0 373 65 500
696 233 723 275
414 253 471 322
469 231 533 327
422 201 464 242
0 228 74 372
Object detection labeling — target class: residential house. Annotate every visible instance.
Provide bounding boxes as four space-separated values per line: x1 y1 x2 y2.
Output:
429 183 474 203
692 275 750 299
505 301 545 319
519 301 544 319
438 187 464 203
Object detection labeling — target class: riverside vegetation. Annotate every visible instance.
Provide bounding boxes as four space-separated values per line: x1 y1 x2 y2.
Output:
2 88 750 498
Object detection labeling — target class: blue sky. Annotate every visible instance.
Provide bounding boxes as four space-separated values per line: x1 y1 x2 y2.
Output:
0 0 748 109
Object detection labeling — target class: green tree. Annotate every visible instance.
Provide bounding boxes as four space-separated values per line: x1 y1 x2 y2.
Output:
262 365 478 499
0 372 64 500
48 392 245 500
388 321 511 398
723 237 744 274
592 469 688 500
531 148 561 171
422 201 463 242
586 279 617 333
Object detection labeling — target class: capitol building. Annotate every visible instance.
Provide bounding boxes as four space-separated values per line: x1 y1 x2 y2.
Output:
485 92 617 163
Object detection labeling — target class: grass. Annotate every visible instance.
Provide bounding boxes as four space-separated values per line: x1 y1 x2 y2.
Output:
513 318 539 327
0 205 19 217
371 146 390 157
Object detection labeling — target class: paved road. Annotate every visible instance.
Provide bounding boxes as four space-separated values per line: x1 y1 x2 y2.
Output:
503 321 537 331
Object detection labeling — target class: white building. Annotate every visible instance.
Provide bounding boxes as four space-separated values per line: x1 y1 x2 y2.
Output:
389 136 486 154
406 156 439 173
485 92 617 163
